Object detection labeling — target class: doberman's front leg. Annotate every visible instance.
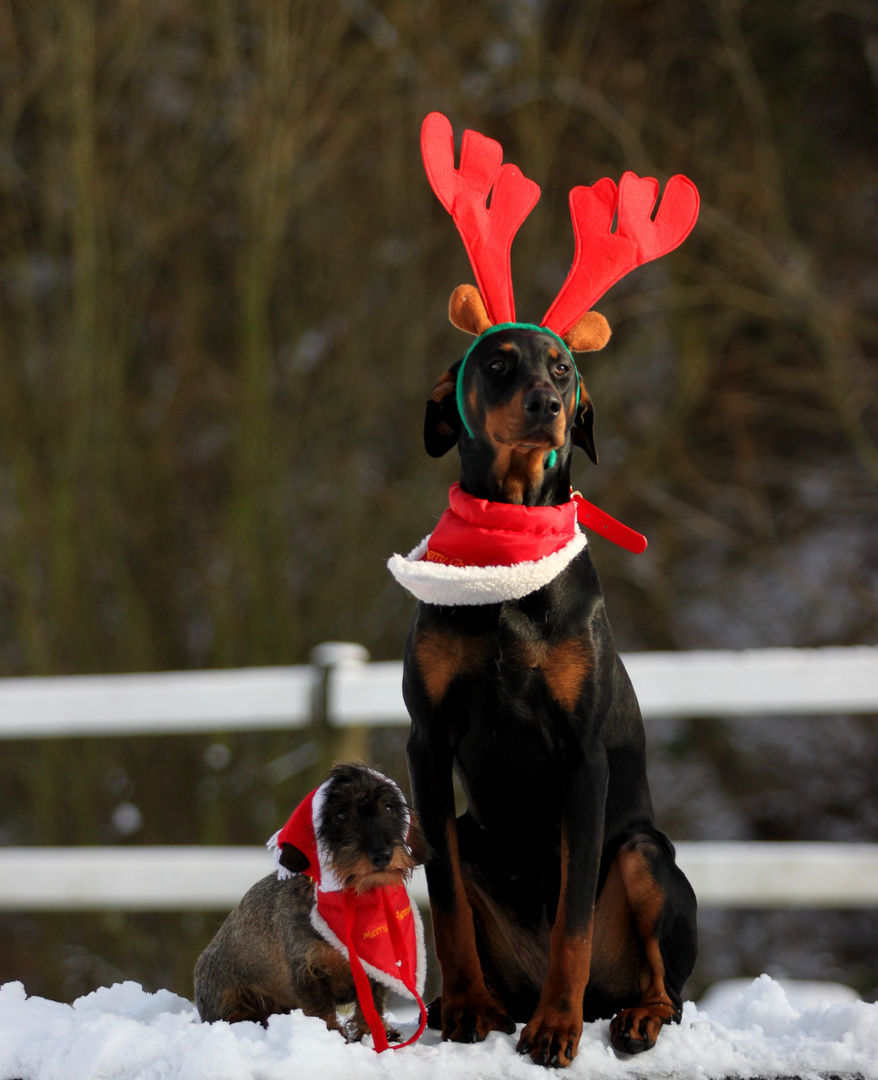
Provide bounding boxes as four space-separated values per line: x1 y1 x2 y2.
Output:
517 756 608 1068
404 622 516 1043
406 720 515 1042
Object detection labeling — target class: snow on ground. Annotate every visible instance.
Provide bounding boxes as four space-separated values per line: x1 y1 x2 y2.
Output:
0 975 874 1080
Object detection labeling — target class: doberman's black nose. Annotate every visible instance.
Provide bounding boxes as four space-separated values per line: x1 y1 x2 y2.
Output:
524 386 562 421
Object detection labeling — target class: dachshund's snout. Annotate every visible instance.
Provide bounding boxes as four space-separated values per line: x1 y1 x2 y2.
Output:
368 843 394 869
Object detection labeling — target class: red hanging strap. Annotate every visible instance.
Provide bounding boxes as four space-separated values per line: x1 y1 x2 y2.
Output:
343 891 390 1053
342 890 427 1052
573 492 648 554
380 890 428 1050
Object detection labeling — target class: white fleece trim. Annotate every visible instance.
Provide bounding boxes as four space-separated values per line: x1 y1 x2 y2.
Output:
412 891 427 994
310 780 345 893
387 528 587 606
309 885 426 999
266 828 292 880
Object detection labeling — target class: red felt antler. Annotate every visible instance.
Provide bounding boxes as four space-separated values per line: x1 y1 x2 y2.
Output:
421 112 540 325
541 172 700 337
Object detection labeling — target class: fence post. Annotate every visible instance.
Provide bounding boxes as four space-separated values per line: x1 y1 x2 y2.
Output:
308 642 371 781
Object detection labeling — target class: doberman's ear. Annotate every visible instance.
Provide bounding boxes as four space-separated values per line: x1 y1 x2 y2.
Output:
448 285 493 336
571 380 598 464
424 358 462 458
561 310 611 353
278 842 310 875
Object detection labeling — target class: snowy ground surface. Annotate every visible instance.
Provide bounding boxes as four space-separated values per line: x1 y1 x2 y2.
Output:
0 975 874 1080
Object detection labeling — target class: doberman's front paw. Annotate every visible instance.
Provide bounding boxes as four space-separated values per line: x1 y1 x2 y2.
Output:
439 990 516 1044
517 1006 583 1068
610 1001 678 1055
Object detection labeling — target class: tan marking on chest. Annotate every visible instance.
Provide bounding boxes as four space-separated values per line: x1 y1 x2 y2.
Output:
510 638 592 711
413 628 492 703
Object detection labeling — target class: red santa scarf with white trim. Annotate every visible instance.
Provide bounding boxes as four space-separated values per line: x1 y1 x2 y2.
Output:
388 482 646 606
267 772 427 1052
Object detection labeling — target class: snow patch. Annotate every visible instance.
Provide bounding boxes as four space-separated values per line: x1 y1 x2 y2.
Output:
1 976 875 1079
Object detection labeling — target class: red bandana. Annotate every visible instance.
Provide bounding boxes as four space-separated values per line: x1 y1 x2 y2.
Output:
388 483 645 606
314 887 424 1053
425 482 579 567
268 775 427 1052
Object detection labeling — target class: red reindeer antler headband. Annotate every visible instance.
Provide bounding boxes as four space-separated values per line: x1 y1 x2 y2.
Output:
421 111 700 348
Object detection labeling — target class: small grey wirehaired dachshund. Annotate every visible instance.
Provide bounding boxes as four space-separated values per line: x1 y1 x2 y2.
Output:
194 763 428 1042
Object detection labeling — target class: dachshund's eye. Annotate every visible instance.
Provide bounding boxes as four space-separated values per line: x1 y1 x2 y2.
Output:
488 359 507 374
336 810 348 822
384 803 399 815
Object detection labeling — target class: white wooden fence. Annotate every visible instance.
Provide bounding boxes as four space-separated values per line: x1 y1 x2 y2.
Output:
1 644 877 910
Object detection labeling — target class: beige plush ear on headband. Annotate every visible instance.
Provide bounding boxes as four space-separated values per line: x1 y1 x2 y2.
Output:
561 311 612 353
448 285 493 336
449 283 611 353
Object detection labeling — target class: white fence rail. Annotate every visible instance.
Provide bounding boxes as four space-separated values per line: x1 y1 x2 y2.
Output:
1 645 877 910
0 645 876 739
2 843 878 912
330 646 878 726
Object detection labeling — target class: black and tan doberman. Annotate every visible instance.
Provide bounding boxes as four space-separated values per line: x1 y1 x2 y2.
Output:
402 324 697 1068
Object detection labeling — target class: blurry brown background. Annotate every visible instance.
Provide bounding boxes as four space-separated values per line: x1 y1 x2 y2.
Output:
0 0 876 1005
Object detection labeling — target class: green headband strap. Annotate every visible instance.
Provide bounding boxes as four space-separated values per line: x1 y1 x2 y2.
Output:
455 324 581 454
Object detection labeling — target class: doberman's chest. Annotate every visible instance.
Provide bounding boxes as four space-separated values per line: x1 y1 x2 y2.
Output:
405 559 608 825
410 611 596 823
412 618 593 718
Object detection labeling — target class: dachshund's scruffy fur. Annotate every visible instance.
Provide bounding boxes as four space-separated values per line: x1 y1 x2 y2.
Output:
194 763 427 1041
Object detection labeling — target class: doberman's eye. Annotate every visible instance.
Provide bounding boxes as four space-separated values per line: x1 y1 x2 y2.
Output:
553 362 571 376
488 359 507 373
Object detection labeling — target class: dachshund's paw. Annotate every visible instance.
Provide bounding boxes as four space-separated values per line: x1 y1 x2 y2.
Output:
610 1001 677 1055
345 1017 402 1044
517 1006 582 1068
440 991 515 1043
